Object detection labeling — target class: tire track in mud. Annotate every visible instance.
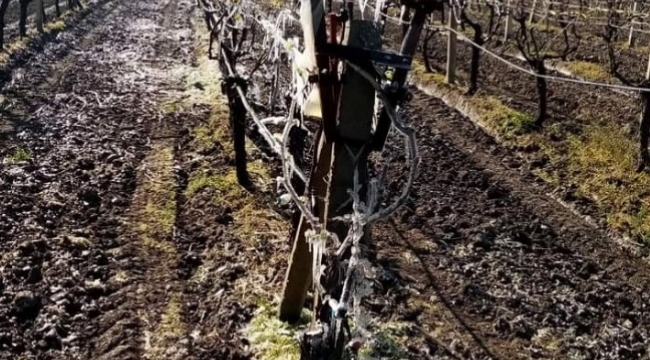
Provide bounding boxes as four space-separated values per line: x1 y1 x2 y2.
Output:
85 1 204 359
369 91 650 360
0 0 199 359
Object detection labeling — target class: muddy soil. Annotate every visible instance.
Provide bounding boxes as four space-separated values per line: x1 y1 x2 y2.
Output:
366 91 650 359
0 0 216 359
3 0 650 359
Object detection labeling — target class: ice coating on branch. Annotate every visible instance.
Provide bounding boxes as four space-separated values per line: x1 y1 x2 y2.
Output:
238 2 419 352
307 230 328 294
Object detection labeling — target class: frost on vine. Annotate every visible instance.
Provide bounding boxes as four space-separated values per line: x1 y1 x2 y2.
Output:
202 0 419 355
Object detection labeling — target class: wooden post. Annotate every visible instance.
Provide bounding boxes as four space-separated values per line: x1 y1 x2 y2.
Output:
445 8 457 84
504 0 514 42
279 19 380 323
628 1 639 48
646 53 650 80
36 0 43 33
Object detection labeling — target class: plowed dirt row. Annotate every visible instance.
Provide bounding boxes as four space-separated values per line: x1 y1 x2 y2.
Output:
0 0 207 358
367 91 650 359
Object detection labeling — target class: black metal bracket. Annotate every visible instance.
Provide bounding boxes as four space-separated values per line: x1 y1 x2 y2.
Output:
324 43 413 70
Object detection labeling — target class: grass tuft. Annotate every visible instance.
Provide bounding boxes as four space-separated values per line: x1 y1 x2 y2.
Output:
359 322 410 359
4 147 32 163
559 61 611 83
567 126 650 241
245 300 310 360
412 62 533 136
45 20 67 31
134 143 177 255
474 96 535 136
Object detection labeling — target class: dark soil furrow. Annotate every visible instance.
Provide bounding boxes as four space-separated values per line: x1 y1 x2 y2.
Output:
369 90 650 360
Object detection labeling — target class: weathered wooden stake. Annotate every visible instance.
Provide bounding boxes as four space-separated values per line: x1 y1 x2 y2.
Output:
279 19 379 324
371 3 431 150
445 8 457 84
628 1 639 48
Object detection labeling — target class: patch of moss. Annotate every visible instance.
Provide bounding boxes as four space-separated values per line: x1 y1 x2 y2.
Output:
245 300 311 360
4 147 32 163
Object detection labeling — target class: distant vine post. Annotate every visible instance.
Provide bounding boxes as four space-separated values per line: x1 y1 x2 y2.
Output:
445 3 458 84
504 0 514 42
628 1 639 48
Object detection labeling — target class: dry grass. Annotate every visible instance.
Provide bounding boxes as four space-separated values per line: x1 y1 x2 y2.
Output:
144 292 186 360
531 328 563 354
558 60 612 83
245 300 311 360
0 38 30 64
567 126 650 241
45 20 67 31
134 142 177 255
3 146 32 163
411 62 533 137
